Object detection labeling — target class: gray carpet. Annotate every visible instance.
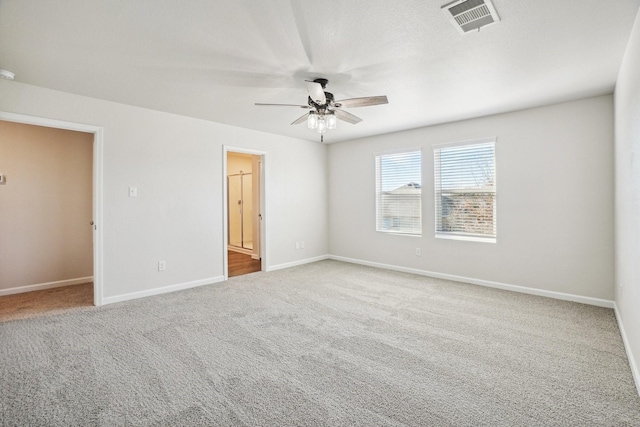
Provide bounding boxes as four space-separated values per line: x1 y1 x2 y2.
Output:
1 260 639 426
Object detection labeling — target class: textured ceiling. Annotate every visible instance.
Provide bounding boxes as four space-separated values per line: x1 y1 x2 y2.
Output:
0 0 639 143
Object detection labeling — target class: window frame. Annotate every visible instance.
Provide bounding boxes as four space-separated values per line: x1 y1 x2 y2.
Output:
374 148 423 237
433 138 496 243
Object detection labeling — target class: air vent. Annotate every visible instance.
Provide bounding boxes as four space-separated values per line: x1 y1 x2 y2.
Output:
442 0 500 34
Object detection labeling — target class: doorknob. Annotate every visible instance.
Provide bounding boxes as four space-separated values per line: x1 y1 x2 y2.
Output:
89 221 94 225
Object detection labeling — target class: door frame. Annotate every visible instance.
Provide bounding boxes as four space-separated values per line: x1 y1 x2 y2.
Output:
223 145 266 280
0 111 104 306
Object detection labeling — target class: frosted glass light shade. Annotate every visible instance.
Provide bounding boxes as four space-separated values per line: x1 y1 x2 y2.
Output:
307 112 318 129
317 117 326 134
327 113 337 130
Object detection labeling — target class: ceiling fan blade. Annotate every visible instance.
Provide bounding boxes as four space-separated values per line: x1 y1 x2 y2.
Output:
335 95 389 108
255 103 310 108
334 109 363 124
291 113 309 125
305 80 326 105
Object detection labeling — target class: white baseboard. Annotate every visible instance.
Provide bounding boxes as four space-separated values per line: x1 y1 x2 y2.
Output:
614 303 640 397
329 255 615 308
267 255 330 272
0 277 93 296
101 276 225 305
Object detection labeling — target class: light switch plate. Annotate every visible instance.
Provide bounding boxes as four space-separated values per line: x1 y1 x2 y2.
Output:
129 186 138 197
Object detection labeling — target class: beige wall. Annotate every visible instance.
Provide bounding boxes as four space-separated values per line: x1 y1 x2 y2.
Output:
614 7 640 387
227 152 253 175
0 120 93 291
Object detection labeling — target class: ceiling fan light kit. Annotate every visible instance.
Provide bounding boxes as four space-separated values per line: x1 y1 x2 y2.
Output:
256 78 388 142
308 111 337 134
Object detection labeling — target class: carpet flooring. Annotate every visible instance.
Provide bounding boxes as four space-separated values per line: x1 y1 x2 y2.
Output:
1 260 639 426
0 283 93 322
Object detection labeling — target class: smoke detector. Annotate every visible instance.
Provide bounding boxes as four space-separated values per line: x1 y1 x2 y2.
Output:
0 69 15 80
442 0 500 34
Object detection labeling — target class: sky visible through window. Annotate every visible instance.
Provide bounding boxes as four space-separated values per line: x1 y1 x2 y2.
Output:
379 151 421 191
439 144 495 190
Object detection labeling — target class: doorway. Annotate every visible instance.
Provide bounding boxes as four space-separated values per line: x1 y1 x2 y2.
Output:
224 149 265 278
0 112 103 306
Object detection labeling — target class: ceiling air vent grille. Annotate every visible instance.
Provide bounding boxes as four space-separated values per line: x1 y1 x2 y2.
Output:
442 0 500 34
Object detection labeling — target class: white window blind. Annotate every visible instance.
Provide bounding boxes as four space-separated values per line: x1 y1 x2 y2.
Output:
434 140 496 242
375 149 422 235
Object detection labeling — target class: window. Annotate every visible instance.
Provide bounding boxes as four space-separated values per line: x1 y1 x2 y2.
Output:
375 149 422 235
434 139 496 242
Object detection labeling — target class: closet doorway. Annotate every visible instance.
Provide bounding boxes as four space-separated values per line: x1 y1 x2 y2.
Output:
225 150 264 278
0 111 104 307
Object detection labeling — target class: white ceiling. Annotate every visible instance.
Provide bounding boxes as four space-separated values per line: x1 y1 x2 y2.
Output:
1 0 638 143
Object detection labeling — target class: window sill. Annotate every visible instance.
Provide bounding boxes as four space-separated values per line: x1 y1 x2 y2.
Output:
435 233 496 244
377 230 422 237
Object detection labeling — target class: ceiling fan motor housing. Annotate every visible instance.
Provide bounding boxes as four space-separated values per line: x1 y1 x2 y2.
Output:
313 78 329 88
309 90 334 110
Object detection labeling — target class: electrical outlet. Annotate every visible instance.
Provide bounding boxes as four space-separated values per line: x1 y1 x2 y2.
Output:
158 261 166 271
295 242 300 250
415 248 421 256
300 241 305 249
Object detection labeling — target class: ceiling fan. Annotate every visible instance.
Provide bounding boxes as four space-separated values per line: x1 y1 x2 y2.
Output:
255 78 388 142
